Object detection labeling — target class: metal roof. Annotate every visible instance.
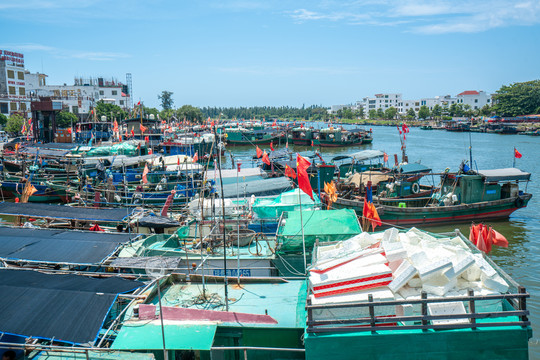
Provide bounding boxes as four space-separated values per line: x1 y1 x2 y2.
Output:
0 203 132 222
0 269 142 344
0 227 133 265
477 168 531 182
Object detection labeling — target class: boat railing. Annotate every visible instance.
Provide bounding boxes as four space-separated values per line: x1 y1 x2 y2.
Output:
305 286 530 333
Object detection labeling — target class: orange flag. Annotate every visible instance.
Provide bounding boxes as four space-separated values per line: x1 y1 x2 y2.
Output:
256 146 263 158
113 120 119 133
142 164 149 184
140 123 147 133
262 151 271 166
297 154 314 200
193 151 199 162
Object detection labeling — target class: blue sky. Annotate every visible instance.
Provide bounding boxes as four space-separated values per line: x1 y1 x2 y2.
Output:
1 0 539 108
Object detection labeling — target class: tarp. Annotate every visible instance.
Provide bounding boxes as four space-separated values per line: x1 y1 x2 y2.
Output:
398 163 432 174
0 203 131 222
32 351 155 360
205 167 266 180
277 209 362 252
0 227 133 264
349 150 385 162
112 322 217 351
346 171 390 187
477 168 531 182
0 269 141 344
218 177 292 198
86 143 139 157
252 188 321 220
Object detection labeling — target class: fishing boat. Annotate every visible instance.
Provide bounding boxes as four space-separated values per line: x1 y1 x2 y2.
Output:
313 127 370 147
420 125 433 130
290 127 318 145
332 167 532 226
331 150 386 178
223 128 282 145
445 122 470 132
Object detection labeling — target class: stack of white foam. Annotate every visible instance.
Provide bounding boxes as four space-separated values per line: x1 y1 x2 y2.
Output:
308 227 510 322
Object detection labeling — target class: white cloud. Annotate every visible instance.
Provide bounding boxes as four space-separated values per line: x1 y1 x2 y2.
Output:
0 43 130 61
286 0 540 34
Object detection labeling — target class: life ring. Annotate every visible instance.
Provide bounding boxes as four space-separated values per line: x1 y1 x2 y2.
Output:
515 197 524 208
411 183 420 194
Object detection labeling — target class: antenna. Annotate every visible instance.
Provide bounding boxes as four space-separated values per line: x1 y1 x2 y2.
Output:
145 258 168 360
126 73 133 109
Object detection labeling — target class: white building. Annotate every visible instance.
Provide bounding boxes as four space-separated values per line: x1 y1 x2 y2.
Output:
26 75 131 119
0 49 31 117
362 93 401 114
456 90 492 110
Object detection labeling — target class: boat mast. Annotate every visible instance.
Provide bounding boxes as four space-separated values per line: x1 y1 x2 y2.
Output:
215 124 229 311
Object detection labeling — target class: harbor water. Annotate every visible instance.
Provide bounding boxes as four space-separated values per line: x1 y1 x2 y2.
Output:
229 124 540 355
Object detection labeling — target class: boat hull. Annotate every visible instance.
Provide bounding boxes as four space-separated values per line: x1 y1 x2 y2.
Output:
333 194 532 226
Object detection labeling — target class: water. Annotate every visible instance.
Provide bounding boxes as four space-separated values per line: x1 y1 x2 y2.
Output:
228 124 540 354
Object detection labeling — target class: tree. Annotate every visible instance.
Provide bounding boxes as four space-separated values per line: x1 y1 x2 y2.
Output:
342 108 353 119
463 104 474 118
406 108 416 119
376 108 385 119
177 105 203 123
356 107 365 119
431 104 442 119
144 106 160 117
158 91 174 111
95 101 126 121
0 113 7 127
368 109 377 120
418 105 430 120
479 104 492 116
56 111 78 128
449 103 464 117
6 114 25 134
384 106 398 120
492 80 540 116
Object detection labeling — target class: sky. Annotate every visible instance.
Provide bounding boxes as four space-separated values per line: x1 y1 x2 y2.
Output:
0 0 539 109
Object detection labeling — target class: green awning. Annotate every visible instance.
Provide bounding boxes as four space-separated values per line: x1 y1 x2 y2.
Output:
112 321 217 351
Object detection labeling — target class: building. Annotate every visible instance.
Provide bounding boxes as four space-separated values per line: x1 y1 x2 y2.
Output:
25 75 131 120
0 49 31 117
456 90 492 110
362 93 402 114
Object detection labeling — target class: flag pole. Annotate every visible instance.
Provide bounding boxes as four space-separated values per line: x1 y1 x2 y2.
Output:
513 147 516 168
298 173 307 274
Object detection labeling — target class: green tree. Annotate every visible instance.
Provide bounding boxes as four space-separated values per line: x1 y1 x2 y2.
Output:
492 80 540 116
0 113 7 127
449 103 464 117
6 114 25 134
355 107 365 119
177 105 203 123
406 108 416 119
144 106 160 117
56 111 78 128
368 109 377 120
158 91 174 111
431 104 442 119
418 105 430 120
463 104 474 118
376 108 385 119
384 106 398 120
95 101 126 121
479 104 492 116
342 108 353 119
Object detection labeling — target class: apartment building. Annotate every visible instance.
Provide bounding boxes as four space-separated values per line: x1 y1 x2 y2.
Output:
0 49 31 116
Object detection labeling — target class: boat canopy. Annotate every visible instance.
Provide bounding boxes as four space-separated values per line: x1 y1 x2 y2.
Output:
0 227 134 265
218 177 292 198
346 171 391 187
333 150 385 162
0 269 141 344
277 209 362 252
398 163 432 174
19 147 72 157
0 202 132 222
477 168 531 182
252 188 321 220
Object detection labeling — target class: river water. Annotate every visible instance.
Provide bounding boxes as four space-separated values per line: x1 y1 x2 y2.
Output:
228 124 540 354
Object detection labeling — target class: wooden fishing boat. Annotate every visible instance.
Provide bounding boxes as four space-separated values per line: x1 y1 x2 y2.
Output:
332 168 532 226
224 128 282 145
290 127 318 145
313 128 368 147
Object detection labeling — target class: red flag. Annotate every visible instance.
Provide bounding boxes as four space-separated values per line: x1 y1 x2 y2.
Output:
469 223 480 246
237 161 242 172
284 165 297 179
140 123 147 133
490 228 509 248
177 157 180 166
368 202 382 230
397 125 402 135
77 124 81 133
514 148 522 159
383 152 389 163
113 120 119 133
262 151 271 166
272 120 277 127
142 164 149 184
89 224 104 232
297 154 314 200
311 140 314 147
363 198 371 222
137 101 141 106
256 146 263 158
270 141 274 151
193 151 198 162
68 127 72 134
130 128 135 137
402 123 409 133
